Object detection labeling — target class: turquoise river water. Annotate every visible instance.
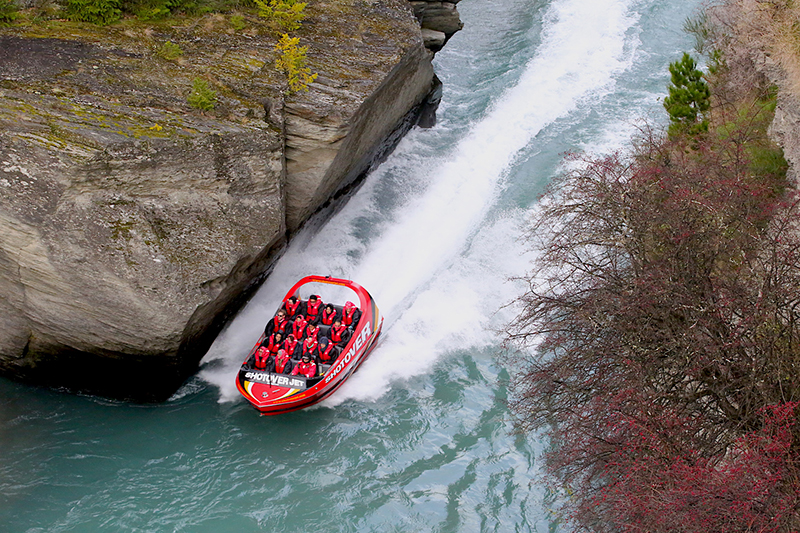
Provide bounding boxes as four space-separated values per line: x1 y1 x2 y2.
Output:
1 0 702 530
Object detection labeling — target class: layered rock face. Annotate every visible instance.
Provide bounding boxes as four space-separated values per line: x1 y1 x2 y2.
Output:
0 0 461 400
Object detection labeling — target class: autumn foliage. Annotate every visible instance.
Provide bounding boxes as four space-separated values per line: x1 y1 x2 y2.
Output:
506 92 800 529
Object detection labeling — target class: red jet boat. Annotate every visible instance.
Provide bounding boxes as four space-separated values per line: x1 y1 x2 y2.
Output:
236 275 383 415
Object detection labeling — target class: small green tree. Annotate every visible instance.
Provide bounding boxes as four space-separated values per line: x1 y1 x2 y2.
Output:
663 53 710 137
254 0 306 31
275 33 317 93
187 78 217 111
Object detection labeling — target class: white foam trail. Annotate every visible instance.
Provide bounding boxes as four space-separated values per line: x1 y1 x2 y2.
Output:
198 0 641 404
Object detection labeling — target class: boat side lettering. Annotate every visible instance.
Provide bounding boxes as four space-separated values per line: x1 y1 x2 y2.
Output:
325 322 371 384
244 372 306 389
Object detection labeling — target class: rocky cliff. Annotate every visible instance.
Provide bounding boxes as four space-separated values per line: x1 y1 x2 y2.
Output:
0 0 462 400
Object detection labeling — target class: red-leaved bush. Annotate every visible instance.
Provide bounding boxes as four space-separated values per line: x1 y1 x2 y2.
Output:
506 112 800 531
579 403 800 533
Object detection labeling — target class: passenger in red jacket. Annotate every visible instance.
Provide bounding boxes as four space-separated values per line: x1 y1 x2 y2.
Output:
342 301 361 328
305 323 320 342
320 304 338 326
304 295 323 324
282 334 300 359
273 349 294 374
301 335 319 361
253 342 272 371
318 337 338 364
329 319 350 346
282 296 302 319
291 354 317 378
266 332 284 356
292 314 308 341
264 310 288 338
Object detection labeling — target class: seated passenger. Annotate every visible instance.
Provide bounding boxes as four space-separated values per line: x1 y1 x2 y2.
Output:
342 301 361 328
291 354 317 379
266 332 284 356
320 304 338 326
291 314 308 341
318 337 339 364
282 295 302 319
304 295 323 325
301 334 319 361
253 341 272 371
305 322 320 342
329 319 350 347
282 333 300 359
264 310 288 338
273 349 294 375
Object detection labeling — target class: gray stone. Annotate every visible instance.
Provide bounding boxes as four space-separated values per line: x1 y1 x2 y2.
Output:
422 28 447 50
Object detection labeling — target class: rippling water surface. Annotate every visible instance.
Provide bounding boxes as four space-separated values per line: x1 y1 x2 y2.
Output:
1 0 701 530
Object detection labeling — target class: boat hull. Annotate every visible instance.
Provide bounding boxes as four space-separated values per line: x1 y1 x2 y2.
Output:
236 275 383 415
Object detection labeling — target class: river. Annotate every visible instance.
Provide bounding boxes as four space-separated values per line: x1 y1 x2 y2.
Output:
1 0 700 530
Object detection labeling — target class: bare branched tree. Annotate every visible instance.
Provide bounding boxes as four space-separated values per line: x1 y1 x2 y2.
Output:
506 119 800 530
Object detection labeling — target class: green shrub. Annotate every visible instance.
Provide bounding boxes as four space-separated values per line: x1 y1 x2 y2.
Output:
120 0 200 19
187 78 217 111
254 0 305 31
63 0 121 24
275 33 317 94
0 0 19 24
229 13 245 30
157 40 183 60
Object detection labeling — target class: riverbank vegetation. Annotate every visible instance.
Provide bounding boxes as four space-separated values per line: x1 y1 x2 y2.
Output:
3 0 315 96
506 3 800 531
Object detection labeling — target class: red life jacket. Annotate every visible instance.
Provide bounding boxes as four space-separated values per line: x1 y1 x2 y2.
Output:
283 336 299 357
321 308 337 325
292 317 308 339
267 334 283 355
271 315 288 333
284 298 301 317
254 346 270 370
292 360 316 379
275 351 291 373
342 302 358 326
331 324 347 344
303 337 318 356
306 298 322 320
319 342 335 363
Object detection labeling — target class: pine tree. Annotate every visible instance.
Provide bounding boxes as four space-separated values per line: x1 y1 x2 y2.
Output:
663 53 710 137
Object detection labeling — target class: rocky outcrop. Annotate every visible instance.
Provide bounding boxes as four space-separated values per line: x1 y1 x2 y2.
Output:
770 91 800 184
0 0 461 400
410 1 464 52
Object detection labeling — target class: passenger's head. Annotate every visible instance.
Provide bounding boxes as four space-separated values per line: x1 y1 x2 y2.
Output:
333 319 342 327
286 334 295 341
296 314 304 322
274 332 283 342
288 296 297 303
309 295 318 302
325 304 334 311
301 354 310 363
277 349 287 358
276 310 286 320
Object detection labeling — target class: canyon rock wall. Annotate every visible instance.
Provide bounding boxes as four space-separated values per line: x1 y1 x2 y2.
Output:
0 0 461 399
